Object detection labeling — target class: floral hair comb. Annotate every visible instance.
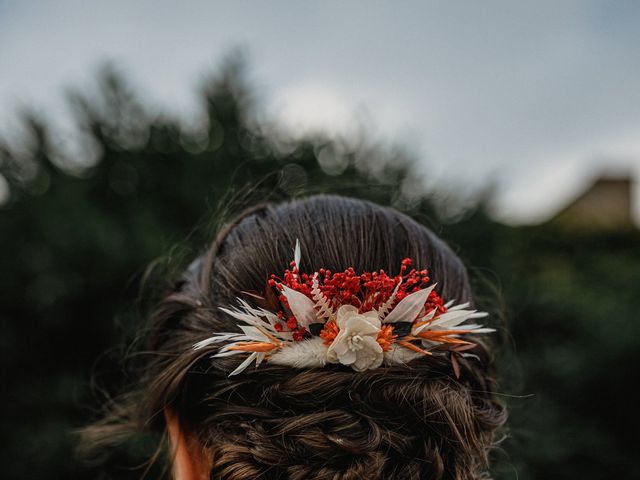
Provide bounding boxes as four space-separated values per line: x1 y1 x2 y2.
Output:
194 241 495 376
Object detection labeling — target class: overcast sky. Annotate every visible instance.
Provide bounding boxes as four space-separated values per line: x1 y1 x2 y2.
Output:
1 1 639 223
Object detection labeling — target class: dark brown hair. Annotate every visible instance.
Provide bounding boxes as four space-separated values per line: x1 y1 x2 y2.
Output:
83 194 506 479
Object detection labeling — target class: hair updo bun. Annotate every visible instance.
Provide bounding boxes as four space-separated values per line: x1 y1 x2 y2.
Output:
84 195 506 480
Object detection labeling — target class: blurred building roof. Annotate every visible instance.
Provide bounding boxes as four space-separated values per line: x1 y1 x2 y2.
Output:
547 175 636 231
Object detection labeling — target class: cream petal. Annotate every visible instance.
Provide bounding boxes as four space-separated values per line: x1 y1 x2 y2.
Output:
353 351 383 372
371 354 384 369
352 359 369 372
347 317 382 336
338 349 357 365
337 305 358 315
336 305 358 328
325 345 339 363
331 339 351 357
360 335 383 353
362 310 382 327
353 355 384 372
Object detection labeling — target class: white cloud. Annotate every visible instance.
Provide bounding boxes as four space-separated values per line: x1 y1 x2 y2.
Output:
268 83 356 136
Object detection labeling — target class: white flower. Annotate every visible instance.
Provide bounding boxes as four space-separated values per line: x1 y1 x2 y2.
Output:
326 305 384 372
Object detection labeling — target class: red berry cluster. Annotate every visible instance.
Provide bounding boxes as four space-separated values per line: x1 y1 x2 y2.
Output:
267 258 448 341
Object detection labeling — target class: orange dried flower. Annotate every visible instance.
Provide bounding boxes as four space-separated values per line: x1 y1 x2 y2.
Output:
319 320 339 345
376 324 397 352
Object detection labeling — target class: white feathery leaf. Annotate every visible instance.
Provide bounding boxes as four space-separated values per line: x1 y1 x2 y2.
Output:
239 317 269 332
256 307 280 324
311 273 335 321
444 299 456 308
378 280 402 320
255 352 267 366
212 350 245 358
281 284 317 328
236 299 269 318
465 327 496 333
228 311 272 332
238 325 270 342
446 323 486 330
238 300 279 324
219 300 296 341
193 333 242 350
427 310 477 329
232 301 295 342
263 311 280 329
414 309 486 334
216 343 238 354
447 302 471 311
469 311 489 319
229 351 259 376
219 306 263 325
416 308 438 324
216 335 257 350
413 306 494 338
413 322 433 334
383 283 436 324
294 239 301 270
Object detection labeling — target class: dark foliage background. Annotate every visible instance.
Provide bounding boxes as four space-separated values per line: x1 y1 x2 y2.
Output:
1 56 638 479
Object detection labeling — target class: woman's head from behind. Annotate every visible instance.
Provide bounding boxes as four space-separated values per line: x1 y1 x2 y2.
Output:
88 195 506 479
